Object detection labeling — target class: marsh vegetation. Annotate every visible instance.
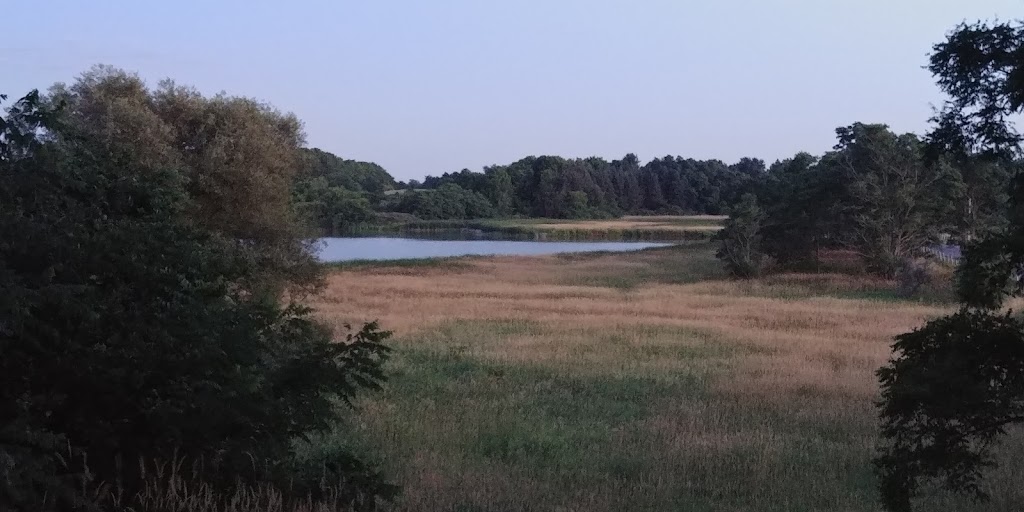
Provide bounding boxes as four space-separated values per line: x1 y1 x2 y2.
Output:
310 244 1022 511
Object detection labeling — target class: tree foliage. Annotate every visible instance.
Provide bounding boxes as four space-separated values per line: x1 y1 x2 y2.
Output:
293 175 376 235
750 121 995 277
298 148 396 201
946 157 1017 241
715 193 766 278
486 166 515 215
875 19 1024 512
44 65 319 293
832 123 954 277
928 21 1024 160
759 152 836 269
1 90 393 510
404 153 762 220
876 311 1024 511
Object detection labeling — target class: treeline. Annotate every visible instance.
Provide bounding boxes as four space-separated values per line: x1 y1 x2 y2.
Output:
292 148 396 234
390 154 765 220
293 149 768 231
716 122 1017 278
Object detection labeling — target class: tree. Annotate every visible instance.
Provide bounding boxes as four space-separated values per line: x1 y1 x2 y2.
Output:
875 19 1024 512
759 153 832 269
611 154 643 212
45 66 319 294
486 167 515 215
393 152 766 220
832 123 951 277
534 167 563 217
388 183 496 220
565 190 590 219
725 157 765 206
715 193 766 278
293 176 376 235
640 167 666 211
298 147 397 201
941 154 1016 243
1 91 393 510
927 22 1024 160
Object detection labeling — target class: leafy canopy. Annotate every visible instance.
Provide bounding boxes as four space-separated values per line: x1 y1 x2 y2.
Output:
875 19 1024 512
715 193 765 278
1 89 393 511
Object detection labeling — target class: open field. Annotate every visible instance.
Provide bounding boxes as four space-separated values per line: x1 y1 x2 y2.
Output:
309 244 1023 511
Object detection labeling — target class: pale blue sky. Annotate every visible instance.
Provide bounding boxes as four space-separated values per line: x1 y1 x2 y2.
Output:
4 1 1020 180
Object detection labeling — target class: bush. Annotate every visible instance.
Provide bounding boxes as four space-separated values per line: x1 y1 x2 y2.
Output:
895 260 931 297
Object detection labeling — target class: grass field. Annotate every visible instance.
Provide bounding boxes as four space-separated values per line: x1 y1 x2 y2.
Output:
309 244 1023 512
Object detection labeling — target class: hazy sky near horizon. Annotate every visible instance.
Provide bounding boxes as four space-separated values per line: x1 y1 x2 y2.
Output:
5 1 1021 180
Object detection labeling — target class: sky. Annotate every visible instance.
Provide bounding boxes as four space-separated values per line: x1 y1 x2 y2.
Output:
4 0 1021 181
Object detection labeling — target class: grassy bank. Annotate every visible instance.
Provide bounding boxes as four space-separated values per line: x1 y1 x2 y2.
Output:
344 215 725 241
309 244 1021 511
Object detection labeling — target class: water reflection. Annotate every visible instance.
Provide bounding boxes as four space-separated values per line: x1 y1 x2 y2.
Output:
316 237 671 263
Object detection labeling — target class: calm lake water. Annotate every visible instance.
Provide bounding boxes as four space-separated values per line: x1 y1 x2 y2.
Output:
316 237 671 263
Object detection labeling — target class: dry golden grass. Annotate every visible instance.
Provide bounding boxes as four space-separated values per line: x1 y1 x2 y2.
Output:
315 252 939 409
309 244 1022 511
521 215 724 233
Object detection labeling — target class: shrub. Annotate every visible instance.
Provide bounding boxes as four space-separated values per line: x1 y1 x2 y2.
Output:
895 260 931 297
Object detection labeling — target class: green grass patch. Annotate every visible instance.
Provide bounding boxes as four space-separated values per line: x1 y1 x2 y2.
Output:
349 343 711 475
730 276 958 306
563 242 726 289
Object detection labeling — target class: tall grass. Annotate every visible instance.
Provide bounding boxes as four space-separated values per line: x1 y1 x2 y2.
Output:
308 245 1021 511
79 457 379 512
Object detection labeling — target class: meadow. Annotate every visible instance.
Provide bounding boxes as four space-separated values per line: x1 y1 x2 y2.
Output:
310 242 1023 512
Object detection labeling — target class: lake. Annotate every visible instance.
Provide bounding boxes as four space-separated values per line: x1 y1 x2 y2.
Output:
316 237 671 263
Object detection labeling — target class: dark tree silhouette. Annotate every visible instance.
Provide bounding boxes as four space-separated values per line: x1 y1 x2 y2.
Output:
875 19 1024 512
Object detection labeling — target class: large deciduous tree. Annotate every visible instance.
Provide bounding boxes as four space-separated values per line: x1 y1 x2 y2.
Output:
875 19 1024 512
831 123 953 277
2 86 392 510
46 65 318 293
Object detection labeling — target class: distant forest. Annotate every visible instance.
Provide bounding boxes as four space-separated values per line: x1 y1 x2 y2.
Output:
293 149 766 232
293 137 1016 247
